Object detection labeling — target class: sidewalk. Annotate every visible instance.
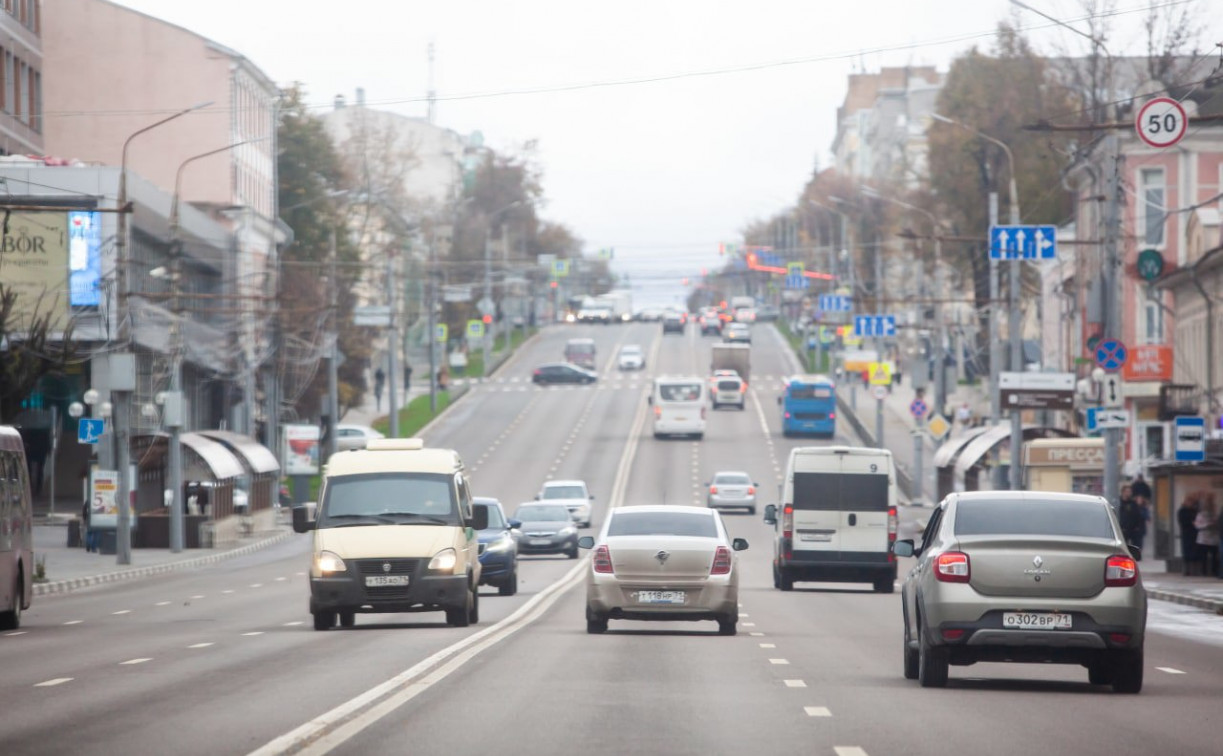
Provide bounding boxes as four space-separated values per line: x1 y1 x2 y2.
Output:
30 516 294 598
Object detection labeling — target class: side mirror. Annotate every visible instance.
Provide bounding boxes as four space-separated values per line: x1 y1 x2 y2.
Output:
647 395 653 405
762 504 777 525
732 537 749 551
534 494 541 500
292 505 315 533
508 518 522 529
577 536 595 549
589 495 595 500
470 506 489 531
892 539 915 558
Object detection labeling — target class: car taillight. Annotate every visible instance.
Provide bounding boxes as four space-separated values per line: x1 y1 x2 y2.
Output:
887 506 897 562
740 383 747 393
533 369 541 377
935 552 970 583
747 486 755 495
709 485 718 494
784 412 791 419
710 546 732 575
1105 555 1138 587
782 505 794 558
593 545 614 574
653 406 661 417
829 411 836 419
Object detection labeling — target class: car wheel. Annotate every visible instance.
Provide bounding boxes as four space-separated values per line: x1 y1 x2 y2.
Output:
873 578 895 594
717 614 738 636
468 585 480 624
499 569 518 596
903 633 920 680
772 562 781 589
712 402 719 410
917 625 949 688
1087 661 1113 686
782 430 793 438
586 607 608 634
0 576 22 630
694 433 704 440
446 587 473 628
778 568 794 592
312 611 336 631
748 506 757 515
566 545 579 559
1110 648 1143 693
338 610 355 628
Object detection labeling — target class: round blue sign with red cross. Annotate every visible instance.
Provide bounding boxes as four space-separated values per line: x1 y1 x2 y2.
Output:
909 399 928 418
1095 339 1128 372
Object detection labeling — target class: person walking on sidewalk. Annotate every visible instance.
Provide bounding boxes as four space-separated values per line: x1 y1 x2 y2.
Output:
1178 494 1200 575
374 367 385 411
1117 485 1144 560
1193 496 1218 578
404 363 413 393
1130 473 1152 501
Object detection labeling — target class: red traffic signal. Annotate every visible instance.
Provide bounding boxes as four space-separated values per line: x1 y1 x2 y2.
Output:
550 281 558 288
482 314 492 324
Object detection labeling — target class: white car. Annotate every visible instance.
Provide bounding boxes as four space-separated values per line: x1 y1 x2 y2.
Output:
536 479 594 528
335 424 385 452
617 344 646 371
579 505 748 635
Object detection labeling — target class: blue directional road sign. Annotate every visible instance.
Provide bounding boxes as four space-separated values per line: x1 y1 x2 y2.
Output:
990 225 1057 260
1174 416 1206 462
78 418 105 445
1095 339 1128 372
785 274 809 290
853 314 896 338
819 294 852 312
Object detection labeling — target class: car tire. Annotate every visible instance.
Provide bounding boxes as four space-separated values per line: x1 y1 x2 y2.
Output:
694 433 704 441
0 575 22 630
1110 648 1143 693
339 610 355 628
712 402 719 410
312 611 336 631
748 506 756 515
917 626 949 688
782 430 793 439
717 614 738 636
903 634 920 680
778 568 794 592
499 569 518 597
873 578 895 594
1087 661 1114 686
772 563 781 589
566 545 579 559
586 607 608 634
447 587 473 628
468 586 480 625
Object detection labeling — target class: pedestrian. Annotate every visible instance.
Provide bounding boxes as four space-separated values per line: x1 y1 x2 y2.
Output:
1117 484 1143 559
374 367 386 410
955 402 972 430
1130 473 1152 501
1177 494 1200 575
1193 496 1219 578
404 363 413 393
1131 494 1151 559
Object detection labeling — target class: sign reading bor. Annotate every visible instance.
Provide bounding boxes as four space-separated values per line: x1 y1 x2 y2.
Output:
0 210 74 331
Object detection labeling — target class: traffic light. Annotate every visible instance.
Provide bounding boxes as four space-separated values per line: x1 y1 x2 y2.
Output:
550 281 558 289
482 314 492 325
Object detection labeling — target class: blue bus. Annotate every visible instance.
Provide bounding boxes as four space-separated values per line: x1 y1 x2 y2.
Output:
780 375 837 438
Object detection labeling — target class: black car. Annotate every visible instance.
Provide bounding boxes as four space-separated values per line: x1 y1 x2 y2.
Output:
662 312 687 334
532 362 598 385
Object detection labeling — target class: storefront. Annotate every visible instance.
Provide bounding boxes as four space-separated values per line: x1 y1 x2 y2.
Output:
1022 437 1105 495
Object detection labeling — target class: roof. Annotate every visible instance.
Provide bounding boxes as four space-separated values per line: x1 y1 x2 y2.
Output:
179 432 246 479
932 426 990 468
953 425 1079 477
786 374 835 385
325 445 463 477
543 480 587 487
196 430 279 475
944 491 1110 505
612 505 716 515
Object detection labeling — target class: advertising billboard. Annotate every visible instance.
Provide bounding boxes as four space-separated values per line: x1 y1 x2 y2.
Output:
0 210 71 330
68 211 103 307
283 424 320 476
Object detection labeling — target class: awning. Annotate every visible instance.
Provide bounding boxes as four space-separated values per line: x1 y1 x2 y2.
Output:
197 430 280 475
932 426 989 469
180 432 246 480
953 425 1078 478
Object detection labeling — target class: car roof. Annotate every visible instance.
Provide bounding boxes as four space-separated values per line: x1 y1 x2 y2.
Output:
712 470 751 478
566 338 595 345
944 491 1110 507
326 442 462 477
611 505 716 516
543 479 587 487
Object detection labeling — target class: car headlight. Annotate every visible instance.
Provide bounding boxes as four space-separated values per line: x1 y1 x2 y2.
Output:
316 550 347 574
486 535 515 553
429 548 458 573
559 525 577 537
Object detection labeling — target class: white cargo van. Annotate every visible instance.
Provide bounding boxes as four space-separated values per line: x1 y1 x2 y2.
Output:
763 446 898 592
649 376 707 439
292 438 488 630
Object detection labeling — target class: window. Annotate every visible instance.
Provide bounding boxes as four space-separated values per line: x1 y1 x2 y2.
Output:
1140 167 1165 247
607 511 717 538
319 472 458 524
954 499 1114 538
4 51 12 114
1139 283 1165 345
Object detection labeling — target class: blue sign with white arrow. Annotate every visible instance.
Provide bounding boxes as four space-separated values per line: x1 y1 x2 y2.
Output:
819 294 852 312
78 418 105 445
853 314 896 338
785 274 809 290
989 225 1057 260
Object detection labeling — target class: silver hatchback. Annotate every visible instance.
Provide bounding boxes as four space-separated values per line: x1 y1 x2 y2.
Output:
706 471 757 514
894 492 1147 693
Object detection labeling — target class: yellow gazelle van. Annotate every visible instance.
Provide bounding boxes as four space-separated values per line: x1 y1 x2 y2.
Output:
292 438 487 630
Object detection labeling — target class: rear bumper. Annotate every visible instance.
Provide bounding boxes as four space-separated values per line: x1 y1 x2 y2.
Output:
780 552 895 583
927 609 1145 665
518 533 578 554
708 496 755 509
587 577 737 619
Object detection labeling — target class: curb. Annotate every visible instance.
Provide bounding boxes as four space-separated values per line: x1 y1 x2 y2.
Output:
1145 587 1223 614
33 529 294 597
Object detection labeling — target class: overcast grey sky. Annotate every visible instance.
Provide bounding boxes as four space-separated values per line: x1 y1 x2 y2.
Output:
114 0 1221 301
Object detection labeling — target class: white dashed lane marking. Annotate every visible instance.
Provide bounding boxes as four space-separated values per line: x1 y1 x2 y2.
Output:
805 706 832 717
35 678 73 687
188 643 213 649
759 643 776 649
243 632 265 636
155 601 171 606
769 658 790 665
783 679 807 688
1157 667 1186 675
749 632 764 637
63 620 82 626
120 658 152 665
834 748 869 756
283 621 304 627
111 610 131 615
5 631 28 636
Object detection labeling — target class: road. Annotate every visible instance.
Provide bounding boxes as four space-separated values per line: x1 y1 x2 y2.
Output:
3 321 1222 756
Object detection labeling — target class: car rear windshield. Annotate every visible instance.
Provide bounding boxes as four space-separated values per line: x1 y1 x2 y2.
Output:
954 499 1115 538
793 472 889 511
566 342 595 355
658 383 702 401
714 473 751 485
543 485 586 499
515 504 572 521
320 473 457 526
608 511 717 538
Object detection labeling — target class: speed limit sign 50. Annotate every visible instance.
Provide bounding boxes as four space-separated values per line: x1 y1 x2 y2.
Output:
1136 96 1187 148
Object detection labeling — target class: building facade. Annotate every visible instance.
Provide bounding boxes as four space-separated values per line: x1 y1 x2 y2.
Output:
0 0 43 155
832 66 944 189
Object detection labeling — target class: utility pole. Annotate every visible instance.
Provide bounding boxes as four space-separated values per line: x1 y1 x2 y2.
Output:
325 229 339 460
427 230 438 414
1007 173 1023 490
1101 132 1123 508
386 242 400 437
482 230 492 375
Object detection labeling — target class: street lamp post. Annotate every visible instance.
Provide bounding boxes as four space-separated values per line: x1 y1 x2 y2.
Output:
482 201 522 375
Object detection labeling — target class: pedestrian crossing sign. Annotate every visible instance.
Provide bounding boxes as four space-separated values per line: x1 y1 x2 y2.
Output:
466 319 485 339
868 361 892 385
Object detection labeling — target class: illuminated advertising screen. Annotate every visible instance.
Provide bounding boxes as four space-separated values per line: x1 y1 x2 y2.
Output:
68 210 102 307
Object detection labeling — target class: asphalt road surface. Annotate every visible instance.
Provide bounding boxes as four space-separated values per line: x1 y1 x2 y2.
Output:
4 321 1221 756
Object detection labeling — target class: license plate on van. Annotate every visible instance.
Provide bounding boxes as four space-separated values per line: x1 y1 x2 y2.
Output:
365 575 410 587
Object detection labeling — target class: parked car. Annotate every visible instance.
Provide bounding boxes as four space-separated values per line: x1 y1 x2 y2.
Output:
533 362 598 385
473 497 521 596
893 491 1147 692
335 424 385 452
514 503 580 558
579 506 748 635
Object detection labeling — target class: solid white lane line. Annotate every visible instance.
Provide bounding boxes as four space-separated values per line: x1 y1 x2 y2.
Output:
63 620 82 625
248 379 654 756
759 643 776 649
784 680 807 688
5 631 28 636
188 643 213 649
769 658 790 665
35 678 73 687
834 748 869 756
805 706 832 717
1157 667 1186 674
120 658 152 665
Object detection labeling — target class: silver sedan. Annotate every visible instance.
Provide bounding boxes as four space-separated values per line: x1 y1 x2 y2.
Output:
579 505 747 635
705 471 757 514
894 491 1147 692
